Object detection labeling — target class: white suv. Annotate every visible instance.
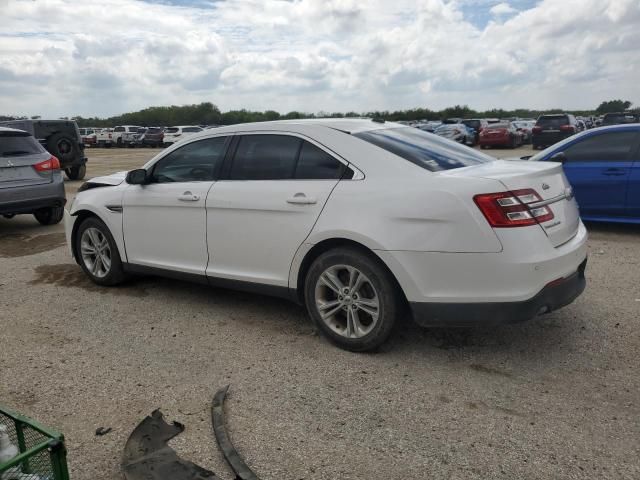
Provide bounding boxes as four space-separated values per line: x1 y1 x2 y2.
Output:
162 125 204 147
64 119 587 351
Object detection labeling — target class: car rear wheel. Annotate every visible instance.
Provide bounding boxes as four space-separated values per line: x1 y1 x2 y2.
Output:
305 247 400 352
33 207 64 225
76 217 126 286
66 164 86 180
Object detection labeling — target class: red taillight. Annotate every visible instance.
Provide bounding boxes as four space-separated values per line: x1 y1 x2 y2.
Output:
532 126 542 133
474 189 554 228
108 133 112 139
33 155 60 172
559 125 575 132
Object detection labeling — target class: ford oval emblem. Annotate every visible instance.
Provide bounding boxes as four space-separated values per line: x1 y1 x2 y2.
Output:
541 183 550 190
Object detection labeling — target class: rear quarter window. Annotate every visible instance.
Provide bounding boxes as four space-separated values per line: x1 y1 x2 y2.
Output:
354 127 492 172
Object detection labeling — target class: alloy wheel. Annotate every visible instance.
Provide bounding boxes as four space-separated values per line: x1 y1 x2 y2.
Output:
80 227 112 278
314 264 380 339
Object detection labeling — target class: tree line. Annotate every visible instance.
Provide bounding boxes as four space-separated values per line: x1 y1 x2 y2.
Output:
2 99 636 127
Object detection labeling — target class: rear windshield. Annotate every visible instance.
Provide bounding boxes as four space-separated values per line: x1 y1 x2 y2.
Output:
354 127 492 172
602 114 639 125
146 128 162 134
536 116 569 127
462 120 479 128
0 132 46 156
165 127 179 133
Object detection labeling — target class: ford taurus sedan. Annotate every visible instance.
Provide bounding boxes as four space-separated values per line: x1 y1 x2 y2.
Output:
65 119 588 351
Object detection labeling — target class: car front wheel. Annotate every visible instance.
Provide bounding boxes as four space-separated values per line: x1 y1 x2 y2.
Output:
76 217 126 286
305 247 400 352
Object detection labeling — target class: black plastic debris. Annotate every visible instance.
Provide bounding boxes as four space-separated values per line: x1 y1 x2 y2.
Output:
211 385 259 480
122 409 220 480
95 426 112 436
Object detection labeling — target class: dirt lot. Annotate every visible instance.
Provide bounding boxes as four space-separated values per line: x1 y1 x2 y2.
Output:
1 146 639 480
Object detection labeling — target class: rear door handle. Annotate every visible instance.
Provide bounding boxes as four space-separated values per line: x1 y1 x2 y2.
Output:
287 193 317 205
178 191 200 202
603 168 625 176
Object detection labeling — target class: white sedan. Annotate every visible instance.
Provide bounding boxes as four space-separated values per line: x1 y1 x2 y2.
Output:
65 119 588 351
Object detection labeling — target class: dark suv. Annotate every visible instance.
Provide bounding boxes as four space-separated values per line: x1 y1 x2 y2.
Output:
0 119 87 179
0 127 66 224
141 127 164 148
531 114 579 149
601 112 640 126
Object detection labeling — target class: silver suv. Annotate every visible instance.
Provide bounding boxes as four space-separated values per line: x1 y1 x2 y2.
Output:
0 127 66 225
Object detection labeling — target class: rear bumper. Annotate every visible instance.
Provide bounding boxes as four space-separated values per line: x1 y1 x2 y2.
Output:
0 177 66 215
409 259 586 327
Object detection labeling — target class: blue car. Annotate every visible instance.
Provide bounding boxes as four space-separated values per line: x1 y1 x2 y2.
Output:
529 124 640 224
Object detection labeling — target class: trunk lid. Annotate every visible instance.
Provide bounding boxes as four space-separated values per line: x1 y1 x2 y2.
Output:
448 160 580 247
0 152 53 188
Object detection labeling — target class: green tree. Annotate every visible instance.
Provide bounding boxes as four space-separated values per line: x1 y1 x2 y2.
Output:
596 100 632 114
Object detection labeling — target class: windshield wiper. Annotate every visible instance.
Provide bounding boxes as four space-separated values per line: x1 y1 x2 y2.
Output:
1 150 31 157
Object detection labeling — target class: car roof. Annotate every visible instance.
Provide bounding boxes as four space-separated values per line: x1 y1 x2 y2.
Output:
204 118 403 135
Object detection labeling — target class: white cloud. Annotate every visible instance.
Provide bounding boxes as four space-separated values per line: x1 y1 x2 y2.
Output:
490 2 517 16
0 0 638 117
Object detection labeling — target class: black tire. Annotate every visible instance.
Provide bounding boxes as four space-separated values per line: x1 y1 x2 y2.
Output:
304 247 401 352
46 133 79 164
66 164 86 180
75 217 126 286
33 207 64 225
116 137 123 148
3 214 15 219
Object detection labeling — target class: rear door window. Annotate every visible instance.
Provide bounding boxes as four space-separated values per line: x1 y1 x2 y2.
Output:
295 141 345 179
229 134 301 180
0 132 45 156
114 126 125 132
151 137 228 183
562 131 638 162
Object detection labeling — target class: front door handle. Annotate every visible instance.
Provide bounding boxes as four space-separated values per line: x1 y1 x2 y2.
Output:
286 193 317 205
178 191 200 202
602 168 625 176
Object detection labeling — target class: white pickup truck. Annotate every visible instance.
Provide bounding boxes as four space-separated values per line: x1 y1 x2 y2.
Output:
96 128 114 148
112 125 143 147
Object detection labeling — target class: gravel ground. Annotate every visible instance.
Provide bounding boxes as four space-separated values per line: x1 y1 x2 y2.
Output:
1 146 639 480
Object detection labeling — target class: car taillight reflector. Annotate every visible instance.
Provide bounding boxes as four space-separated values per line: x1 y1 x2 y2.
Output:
474 188 554 227
532 126 542 133
33 155 60 172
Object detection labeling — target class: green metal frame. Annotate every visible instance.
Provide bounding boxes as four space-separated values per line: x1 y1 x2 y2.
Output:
0 405 70 480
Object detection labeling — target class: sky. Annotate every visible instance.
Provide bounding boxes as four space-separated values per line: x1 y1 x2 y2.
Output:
0 0 638 118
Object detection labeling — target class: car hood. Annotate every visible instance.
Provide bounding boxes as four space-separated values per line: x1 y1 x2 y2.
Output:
87 171 127 186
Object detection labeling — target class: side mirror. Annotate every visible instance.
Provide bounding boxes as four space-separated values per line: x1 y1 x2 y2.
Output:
126 169 149 185
549 152 567 163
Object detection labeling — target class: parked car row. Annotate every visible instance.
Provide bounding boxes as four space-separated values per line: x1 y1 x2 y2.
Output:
81 125 207 148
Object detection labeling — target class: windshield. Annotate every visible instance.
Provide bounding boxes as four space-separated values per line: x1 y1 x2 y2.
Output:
354 127 492 172
486 123 509 129
0 132 46 156
528 130 589 161
165 127 180 133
